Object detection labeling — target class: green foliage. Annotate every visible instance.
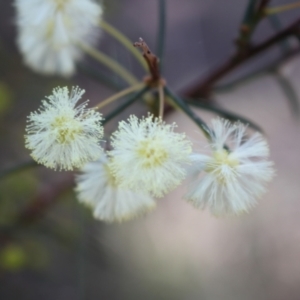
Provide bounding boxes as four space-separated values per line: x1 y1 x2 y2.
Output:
0 172 37 226
0 244 27 271
0 82 13 115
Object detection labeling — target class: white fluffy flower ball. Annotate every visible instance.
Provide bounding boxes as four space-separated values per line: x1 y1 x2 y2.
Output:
25 86 104 170
76 155 156 223
108 114 192 198
185 118 275 216
15 0 102 76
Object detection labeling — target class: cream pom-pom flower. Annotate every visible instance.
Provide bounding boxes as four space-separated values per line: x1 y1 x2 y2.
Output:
185 118 275 216
15 0 102 76
108 114 192 198
25 86 104 171
76 155 156 223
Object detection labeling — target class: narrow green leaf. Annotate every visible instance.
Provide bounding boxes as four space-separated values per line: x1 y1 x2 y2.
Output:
186 99 263 132
242 0 259 25
274 72 300 117
268 14 290 54
164 87 211 139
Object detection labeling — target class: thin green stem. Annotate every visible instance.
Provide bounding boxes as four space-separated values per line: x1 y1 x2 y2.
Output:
103 86 150 124
93 82 145 111
265 2 300 15
158 84 165 118
99 20 148 70
77 42 139 86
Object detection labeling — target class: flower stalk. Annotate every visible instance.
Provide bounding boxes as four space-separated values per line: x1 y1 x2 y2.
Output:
77 42 139 85
93 82 146 111
158 83 165 118
99 20 148 70
265 2 300 15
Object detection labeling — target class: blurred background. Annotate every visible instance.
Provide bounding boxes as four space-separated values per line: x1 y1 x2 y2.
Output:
0 0 300 299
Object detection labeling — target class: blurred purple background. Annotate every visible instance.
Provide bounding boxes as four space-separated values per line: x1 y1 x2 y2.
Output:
0 0 300 299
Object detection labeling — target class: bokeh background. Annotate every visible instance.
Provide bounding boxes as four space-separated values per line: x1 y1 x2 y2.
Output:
0 0 300 299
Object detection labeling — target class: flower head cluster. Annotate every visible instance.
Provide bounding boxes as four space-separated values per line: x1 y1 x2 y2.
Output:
76 155 156 223
15 0 102 76
108 114 192 197
185 118 275 216
25 86 275 222
25 86 104 170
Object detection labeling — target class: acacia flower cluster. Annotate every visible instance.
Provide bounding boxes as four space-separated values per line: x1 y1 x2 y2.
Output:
76 155 156 223
185 118 275 216
25 86 104 171
15 0 102 76
25 86 274 221
108 115 193 198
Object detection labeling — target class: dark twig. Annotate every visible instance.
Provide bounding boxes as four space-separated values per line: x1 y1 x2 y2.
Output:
184 17 300 98
213 48 300 92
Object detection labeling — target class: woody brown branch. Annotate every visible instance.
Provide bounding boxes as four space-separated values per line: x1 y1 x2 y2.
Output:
184 17 300 98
